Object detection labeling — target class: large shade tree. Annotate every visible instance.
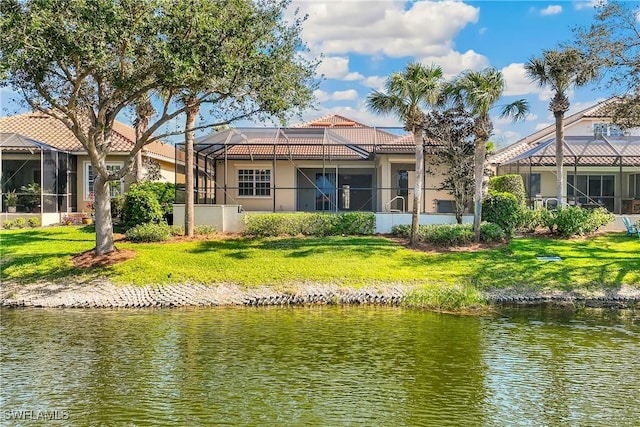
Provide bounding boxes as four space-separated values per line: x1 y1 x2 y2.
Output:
525 48 597 206
572 1 640 128
0 0 316 253
365 62 443 246
446 68 528 242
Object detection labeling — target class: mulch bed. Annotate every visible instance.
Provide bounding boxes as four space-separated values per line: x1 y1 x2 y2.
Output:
71 248 137 269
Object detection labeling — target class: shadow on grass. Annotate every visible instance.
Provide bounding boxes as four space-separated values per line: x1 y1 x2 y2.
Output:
1 251 106 283
188 236 401 258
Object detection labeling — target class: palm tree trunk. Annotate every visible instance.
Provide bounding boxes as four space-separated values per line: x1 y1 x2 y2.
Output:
410 127 424 246
473 137 486 243
554 111 564 206
184 98 199 237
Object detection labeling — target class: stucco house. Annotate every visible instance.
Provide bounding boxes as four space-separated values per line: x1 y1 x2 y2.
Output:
491 98 640 214
180 114 461 218
0 112 179 225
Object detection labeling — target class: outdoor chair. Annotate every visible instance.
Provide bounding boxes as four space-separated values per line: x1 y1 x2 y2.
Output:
622 217 640 238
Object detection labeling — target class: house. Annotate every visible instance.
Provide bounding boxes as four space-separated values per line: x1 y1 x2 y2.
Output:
491 98 640 214
174 114 469 232
0 112 180 225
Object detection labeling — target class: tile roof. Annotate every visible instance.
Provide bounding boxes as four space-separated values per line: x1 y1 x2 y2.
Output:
490 97 622 165
0 112 176 162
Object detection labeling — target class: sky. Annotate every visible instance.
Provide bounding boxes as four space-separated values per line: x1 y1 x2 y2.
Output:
284 0 618 147
0 0 622 148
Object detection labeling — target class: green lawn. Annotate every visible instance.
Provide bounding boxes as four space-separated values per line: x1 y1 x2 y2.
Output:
1 226 639 290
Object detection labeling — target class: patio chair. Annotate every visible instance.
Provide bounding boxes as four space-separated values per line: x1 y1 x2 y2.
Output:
622 217 640 238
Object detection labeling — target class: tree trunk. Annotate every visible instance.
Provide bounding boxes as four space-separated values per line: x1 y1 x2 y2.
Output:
410 128 424 246
554 111 564 206
135 150 144 182
473 137 486 243
184 100 199 237
93 174 115 254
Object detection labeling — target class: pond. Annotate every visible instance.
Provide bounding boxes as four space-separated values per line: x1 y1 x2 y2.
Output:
1 307 639 425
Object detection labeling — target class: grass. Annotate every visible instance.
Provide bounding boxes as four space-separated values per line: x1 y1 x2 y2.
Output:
1 227 639 294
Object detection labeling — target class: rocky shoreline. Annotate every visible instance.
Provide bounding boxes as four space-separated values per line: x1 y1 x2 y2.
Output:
1 279 639 310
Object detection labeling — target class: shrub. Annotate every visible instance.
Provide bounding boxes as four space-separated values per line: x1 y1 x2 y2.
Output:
125 222 172 242
421 224 475 246
540 206 614 238
122 184 164 229
3 220 14 229
584 207 614 233
517 208 542 233
481 192 520 235
111 195 125 220
539 207 557 233
133 181 176 216
244 213 375 237
391 224 410 238
334 212 375 235
489 174 526 206
480 222 507 243
14 217 26 229
194 225 217 236
27 217 40 228
170 225 185 236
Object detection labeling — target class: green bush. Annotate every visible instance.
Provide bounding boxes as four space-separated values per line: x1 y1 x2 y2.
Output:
391 224 410 238
481 192 520 235
480 222 507 243
489 175 526 206
27 217 40 228
244 213 375 237
170 225 185 236
3 220 14 229
539 206 614 238
111 195 125 220
14 217 26 229
125 222 172 242
517 208 543 233
122 184 164 229
133 181 176 216
334 212 376 235
195 225 217 236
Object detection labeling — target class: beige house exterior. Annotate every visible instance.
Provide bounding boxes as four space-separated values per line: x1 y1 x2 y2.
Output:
183 115 460 216
0 112 179 224
491 98 640 214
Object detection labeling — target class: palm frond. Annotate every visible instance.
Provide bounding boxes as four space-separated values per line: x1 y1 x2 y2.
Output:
499 99 530 122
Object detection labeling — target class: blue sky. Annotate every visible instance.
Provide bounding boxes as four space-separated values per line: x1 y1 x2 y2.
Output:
0 0 620 147
288 0 617 147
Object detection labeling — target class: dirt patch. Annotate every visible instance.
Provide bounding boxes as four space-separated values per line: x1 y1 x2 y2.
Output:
386 236 508 253
71 248 137 269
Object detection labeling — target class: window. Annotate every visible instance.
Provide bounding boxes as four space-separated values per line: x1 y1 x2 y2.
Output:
567 174 615 211
238 169 271 197
521 173 541 196
85 162 124 200
593 123 624 138
630 174 640 198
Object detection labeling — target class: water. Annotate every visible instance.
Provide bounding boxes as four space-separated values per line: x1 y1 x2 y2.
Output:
1 307 639 426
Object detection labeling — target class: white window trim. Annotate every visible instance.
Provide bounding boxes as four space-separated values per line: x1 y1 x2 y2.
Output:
236 167 272 198
84 161 124 200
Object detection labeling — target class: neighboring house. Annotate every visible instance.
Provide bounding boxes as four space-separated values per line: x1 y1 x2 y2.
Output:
491 98 640 214
0 112 179 224
183 114 458 216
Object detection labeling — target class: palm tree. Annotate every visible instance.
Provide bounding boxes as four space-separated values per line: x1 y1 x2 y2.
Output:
446 68 528 242
525 48 597 206
366 62 443 246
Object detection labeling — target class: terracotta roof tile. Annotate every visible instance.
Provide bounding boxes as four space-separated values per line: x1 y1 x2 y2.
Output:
0 112 176 162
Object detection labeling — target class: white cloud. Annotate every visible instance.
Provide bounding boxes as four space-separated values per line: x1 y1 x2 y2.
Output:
420 49 489 78
292 0 480 65
360 76 386 91
314 89 359 102
526 113 539 122
331 89 359 101
635 9 640 23
540 5 562 16
574 1 602 11
479 27 487 35
502 63 536 96
317 56 364 81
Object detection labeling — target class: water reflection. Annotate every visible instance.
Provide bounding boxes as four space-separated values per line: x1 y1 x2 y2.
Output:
1 307 638 425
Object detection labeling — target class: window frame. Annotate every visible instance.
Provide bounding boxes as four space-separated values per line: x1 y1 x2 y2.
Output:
593 122 624 138
237 168 271 198
84 161 124 200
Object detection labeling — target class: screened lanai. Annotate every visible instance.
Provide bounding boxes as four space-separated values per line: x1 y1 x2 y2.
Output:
174 125 433 213
1 133 76 215
495 135 640 214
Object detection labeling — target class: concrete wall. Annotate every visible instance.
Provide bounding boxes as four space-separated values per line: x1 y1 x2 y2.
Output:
374 213 474 234
173 204 245 233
